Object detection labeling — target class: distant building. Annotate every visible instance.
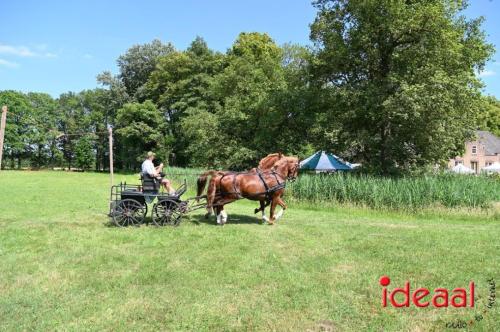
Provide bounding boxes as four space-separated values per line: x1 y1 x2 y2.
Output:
448 131 500 174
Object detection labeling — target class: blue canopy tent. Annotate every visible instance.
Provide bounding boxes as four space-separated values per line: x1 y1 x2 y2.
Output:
300 151 354 172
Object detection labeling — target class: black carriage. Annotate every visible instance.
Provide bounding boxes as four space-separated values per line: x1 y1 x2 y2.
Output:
109 175 206 227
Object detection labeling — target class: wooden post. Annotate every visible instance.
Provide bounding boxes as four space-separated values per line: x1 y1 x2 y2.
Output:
0 106 7 171
108 126 114 187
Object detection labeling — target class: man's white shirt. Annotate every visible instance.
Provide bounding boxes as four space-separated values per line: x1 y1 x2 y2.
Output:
141 159 155 176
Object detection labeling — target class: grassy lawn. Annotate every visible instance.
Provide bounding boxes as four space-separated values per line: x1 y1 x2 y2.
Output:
0 171 499 331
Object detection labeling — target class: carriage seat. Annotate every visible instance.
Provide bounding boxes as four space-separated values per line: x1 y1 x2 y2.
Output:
141 173 160 192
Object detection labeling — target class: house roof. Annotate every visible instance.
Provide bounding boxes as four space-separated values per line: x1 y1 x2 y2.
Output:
476 131 500 155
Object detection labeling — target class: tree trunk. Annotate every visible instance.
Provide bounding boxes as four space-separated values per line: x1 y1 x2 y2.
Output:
49 142 55 167
95 145 100 171
379 125 387 174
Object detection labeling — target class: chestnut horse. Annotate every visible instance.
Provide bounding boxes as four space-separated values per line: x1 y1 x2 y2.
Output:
196 153 285 216
201 156 299 225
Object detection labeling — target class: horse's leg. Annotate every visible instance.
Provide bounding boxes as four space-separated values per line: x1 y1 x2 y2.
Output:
215 198 236 225
206 207 214 218
220 206 228 225
205 177 217 219
255 200 269 222
215 205 223 225
259 200 269 223
268 198 278 225
205 205 214 219
274 195 287 221
215 204 231 225
254 199 270 213
254 200 263 214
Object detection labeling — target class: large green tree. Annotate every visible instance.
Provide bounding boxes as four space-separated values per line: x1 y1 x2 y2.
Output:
115 100 166 169
270 43 318 158
479 96 500 137
117 39 175 100
209 32 288 169
57 92 93 169
310 0 494 173
179 34 314 168
78 89 111 171
146 37 225 166
0 91 34 169
74 135 95 171
26 93 60 168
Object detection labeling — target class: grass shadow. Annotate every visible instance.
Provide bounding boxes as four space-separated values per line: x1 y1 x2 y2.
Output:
187 213 263 226
103 205 264 228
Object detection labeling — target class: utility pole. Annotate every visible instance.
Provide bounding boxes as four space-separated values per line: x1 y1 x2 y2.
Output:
0 106 7 171
108 126 114 187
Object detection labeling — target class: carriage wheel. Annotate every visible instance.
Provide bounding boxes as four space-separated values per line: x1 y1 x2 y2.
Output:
152 199 184 227
113 199 147 227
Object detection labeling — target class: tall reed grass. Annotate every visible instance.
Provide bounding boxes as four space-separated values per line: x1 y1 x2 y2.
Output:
163 167 499 210
162 166 204 190
287 172 500 210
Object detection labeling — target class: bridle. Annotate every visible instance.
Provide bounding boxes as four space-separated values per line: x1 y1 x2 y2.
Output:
286 162 299 182
271 161 299 182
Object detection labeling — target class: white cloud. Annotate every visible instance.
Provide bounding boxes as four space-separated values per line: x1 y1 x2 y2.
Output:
0 44 35 57
478 70 496 77
0 43 58 58
0 58 20 68
83 53 94 59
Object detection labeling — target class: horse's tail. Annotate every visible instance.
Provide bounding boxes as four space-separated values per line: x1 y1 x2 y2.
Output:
197 170 220 201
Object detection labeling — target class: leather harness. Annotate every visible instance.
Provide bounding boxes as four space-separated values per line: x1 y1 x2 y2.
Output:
218 168 287 200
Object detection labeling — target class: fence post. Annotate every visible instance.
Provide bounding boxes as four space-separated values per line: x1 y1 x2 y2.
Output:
108 126 114 187
0 105 7 171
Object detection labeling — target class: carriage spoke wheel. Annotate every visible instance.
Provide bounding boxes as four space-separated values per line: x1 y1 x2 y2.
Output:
152 199 184 227
113 199 147 227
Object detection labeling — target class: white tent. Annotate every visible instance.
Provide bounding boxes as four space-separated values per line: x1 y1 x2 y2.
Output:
451 164 475 174
482 162 500 173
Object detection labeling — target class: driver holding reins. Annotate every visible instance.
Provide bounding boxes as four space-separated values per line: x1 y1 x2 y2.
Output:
141 151 175 194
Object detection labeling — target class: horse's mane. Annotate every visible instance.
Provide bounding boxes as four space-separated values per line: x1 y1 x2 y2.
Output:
258 153 283 169
274 156 297 165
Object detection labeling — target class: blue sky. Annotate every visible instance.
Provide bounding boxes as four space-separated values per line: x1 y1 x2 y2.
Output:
0 0 498 98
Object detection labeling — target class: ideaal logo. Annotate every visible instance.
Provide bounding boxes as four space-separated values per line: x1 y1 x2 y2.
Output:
379 276 496 329
379 276 475 308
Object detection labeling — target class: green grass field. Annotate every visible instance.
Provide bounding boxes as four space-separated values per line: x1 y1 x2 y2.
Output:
0 171 499 331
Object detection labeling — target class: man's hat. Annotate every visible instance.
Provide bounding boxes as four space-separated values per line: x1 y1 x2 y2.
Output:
147 151 156 158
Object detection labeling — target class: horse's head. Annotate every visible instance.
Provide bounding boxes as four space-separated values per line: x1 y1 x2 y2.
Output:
273 156 300 181
286 156 300 180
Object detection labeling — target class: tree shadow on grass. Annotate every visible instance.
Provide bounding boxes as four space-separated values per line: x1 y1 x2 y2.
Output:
187 213 263 226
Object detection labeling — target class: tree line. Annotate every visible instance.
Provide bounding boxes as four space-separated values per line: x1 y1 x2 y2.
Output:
1 0 499 174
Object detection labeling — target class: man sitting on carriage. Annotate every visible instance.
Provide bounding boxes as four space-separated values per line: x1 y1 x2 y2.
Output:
141 151 175 194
